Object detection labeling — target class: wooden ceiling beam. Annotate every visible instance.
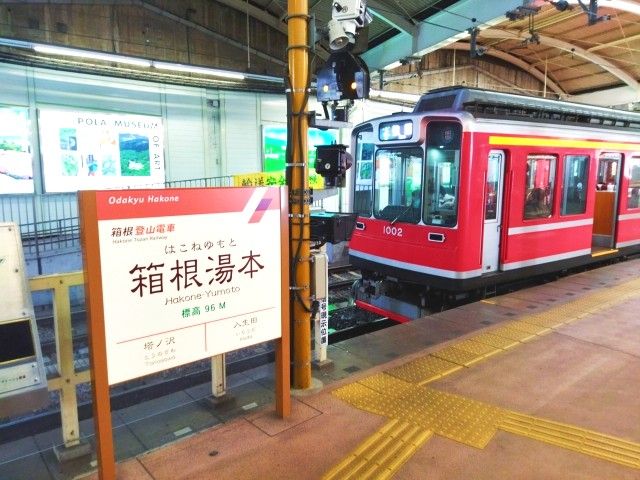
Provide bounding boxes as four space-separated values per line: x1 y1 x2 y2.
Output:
447 42 565 95
480 29 638 90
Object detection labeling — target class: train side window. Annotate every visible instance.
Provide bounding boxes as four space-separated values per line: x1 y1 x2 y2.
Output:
524 154 556 220
425 122 461 227
627 156 640 209
597 153 620 191
561 155 589 215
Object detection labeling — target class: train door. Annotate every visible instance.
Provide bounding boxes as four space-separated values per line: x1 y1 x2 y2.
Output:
482 150 505 272
592 153 621 250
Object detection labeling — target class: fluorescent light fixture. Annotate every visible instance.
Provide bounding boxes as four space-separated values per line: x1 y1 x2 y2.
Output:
370 89 420 103
33 44 152 67
245 73 284 83
5 37 256 82
0 37 32 49
383 61 403 70
153 61 245 80
567 0 640 15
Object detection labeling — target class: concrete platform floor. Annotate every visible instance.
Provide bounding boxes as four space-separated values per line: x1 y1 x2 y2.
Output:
2 259 640 480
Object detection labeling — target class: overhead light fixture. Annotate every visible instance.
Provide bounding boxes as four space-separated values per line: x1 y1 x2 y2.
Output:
0 37 262 82
383 61 403 70
369 89 420 103
33 44 152 67
153 61 245 80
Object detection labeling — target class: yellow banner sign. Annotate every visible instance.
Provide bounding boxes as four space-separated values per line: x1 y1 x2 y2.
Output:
233 171 324 189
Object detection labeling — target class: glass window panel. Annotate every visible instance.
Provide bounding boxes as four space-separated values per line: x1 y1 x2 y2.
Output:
597 152 621 191
524 154 556 219
424 122 462 227
561 155 589 215
373 147 423 224
353 125 374 216
627 156 640 209
485 153 501 221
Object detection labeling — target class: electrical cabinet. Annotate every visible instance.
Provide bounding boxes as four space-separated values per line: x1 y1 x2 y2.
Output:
0 223 48 418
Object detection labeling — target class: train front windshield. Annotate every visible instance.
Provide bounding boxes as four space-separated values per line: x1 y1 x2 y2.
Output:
354 120 461 227
373 148 423 224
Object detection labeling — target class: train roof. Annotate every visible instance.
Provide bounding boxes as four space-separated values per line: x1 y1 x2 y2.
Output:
413 86 640 131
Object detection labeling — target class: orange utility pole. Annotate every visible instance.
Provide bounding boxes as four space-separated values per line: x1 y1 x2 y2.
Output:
287 0 312 389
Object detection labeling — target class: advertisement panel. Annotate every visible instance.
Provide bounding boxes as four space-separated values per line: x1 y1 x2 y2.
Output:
91 187 284 385
39 109 164 192
262 125 337 188
0 107 34 194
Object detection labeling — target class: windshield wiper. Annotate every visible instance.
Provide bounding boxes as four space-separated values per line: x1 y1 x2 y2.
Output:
390 205 414 225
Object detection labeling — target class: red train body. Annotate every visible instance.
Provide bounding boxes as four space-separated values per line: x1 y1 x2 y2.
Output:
349 87 640 322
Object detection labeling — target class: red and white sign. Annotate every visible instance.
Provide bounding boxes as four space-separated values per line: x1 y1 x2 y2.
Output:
93 187 284 385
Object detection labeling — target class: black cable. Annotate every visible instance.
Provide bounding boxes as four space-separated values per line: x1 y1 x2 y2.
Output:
284 27 316 315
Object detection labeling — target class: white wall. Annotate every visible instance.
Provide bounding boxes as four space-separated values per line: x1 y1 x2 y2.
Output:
0 64 30 105
0 62 295 193
163 86 208 181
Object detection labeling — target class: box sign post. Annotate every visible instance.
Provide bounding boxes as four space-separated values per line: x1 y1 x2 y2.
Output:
79 187 290 479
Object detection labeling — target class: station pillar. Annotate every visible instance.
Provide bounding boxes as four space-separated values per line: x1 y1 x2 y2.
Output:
287 0 312 389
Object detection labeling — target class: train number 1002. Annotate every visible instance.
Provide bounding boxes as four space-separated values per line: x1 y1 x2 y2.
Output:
383 225 403 237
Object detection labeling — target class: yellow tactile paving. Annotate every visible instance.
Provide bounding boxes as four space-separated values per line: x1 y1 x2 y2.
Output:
334 377 505 449
500 412 640 469
325 274 640 477
358 372 415 396
521 313 568 329
470 332 520 350
322 419 433 480
430 345 485 366
453 339 502 358
386 355 462 385
333 380 640 471
398 387 504 448
490 325 537 342
507 319 552 336
333 382 396 418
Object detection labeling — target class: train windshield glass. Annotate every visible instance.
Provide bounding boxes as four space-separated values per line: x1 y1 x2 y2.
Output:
425 122 462 227
353 124 375 216
373 147 423 223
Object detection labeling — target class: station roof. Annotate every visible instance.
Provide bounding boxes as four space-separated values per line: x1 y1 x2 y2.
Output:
258 0 640 104
1 1 639 105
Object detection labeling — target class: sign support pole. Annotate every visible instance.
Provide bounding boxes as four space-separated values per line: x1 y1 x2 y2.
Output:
287 0 312 390
79 191 116 480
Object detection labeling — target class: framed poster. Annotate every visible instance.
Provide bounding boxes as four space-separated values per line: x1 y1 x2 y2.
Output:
0 107 34 194
262 125 337 188
39 109 165 192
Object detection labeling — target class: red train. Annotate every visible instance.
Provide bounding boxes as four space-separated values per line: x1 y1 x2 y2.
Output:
349 87 640 322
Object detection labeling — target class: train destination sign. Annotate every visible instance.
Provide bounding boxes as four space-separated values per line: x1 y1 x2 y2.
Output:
81 187 286 385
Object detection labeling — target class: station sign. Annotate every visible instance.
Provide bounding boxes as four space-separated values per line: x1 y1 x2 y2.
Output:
82 187 285 385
